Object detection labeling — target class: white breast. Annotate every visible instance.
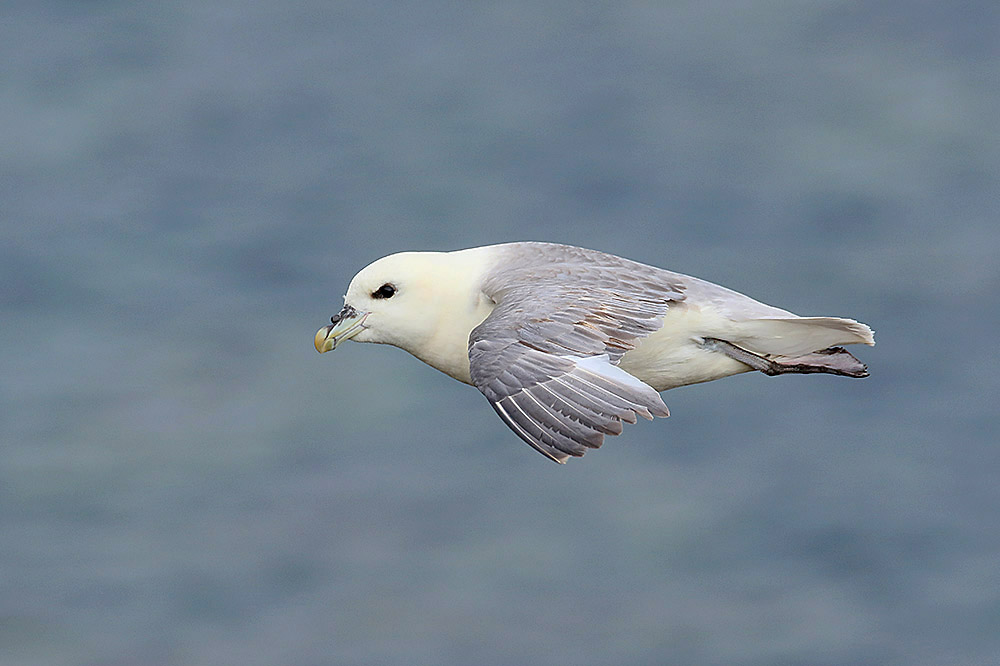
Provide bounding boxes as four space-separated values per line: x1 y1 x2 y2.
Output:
619 304 751 391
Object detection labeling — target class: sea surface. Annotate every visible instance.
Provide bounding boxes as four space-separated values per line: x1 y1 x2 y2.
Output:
3 2 998 665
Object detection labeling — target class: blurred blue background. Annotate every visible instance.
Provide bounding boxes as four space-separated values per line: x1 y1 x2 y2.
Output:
3 2 998 665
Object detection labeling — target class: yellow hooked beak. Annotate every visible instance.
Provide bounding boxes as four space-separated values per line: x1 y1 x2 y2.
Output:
314 305 369 353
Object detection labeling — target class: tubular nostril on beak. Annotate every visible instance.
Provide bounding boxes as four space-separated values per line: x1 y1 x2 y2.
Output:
315 304 367 354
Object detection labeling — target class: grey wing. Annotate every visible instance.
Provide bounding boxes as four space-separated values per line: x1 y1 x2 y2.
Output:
469 246 685 462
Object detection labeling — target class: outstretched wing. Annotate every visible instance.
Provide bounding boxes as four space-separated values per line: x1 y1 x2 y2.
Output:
468 243 686 463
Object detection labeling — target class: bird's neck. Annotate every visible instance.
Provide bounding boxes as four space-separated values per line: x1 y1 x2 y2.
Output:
400 247 498 385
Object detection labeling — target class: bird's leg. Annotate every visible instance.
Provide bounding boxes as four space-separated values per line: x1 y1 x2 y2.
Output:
701 338 869 378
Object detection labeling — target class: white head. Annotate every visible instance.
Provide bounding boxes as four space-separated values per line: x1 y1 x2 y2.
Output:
314 249 496 383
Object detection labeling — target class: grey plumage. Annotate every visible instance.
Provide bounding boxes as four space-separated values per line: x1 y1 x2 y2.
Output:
469 243 685 462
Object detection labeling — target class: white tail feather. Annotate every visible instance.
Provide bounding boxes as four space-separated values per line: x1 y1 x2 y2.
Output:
728 317 875 357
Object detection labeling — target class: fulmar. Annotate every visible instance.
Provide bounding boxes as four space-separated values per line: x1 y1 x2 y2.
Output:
314 242 874 463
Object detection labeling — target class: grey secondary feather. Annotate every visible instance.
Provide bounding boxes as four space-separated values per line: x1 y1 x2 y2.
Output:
468 243 684 462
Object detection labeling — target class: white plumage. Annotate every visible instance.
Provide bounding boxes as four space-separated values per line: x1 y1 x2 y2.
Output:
315 242 874 463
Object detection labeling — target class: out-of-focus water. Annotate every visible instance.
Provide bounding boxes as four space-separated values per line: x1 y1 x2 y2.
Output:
3 2 998 665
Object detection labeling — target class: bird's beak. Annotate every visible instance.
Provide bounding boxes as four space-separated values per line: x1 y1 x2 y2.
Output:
314 304 369 353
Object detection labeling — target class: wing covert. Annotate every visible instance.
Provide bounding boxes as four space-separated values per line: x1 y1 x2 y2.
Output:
468 243 684 462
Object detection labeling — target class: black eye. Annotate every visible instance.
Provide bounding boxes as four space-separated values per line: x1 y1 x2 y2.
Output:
372 283 396 299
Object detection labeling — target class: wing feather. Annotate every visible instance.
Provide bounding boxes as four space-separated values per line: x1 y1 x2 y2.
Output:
492 398 588 462
468 243 684 462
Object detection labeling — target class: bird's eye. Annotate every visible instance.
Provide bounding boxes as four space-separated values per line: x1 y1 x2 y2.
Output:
372 283 396 299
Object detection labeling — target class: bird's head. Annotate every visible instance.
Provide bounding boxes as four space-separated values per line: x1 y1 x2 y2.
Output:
314 251 443 353
314 247 498 382
314 248 496 382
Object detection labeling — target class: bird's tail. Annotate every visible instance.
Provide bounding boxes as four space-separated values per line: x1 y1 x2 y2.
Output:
706 316 875 378
728 316 874 356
